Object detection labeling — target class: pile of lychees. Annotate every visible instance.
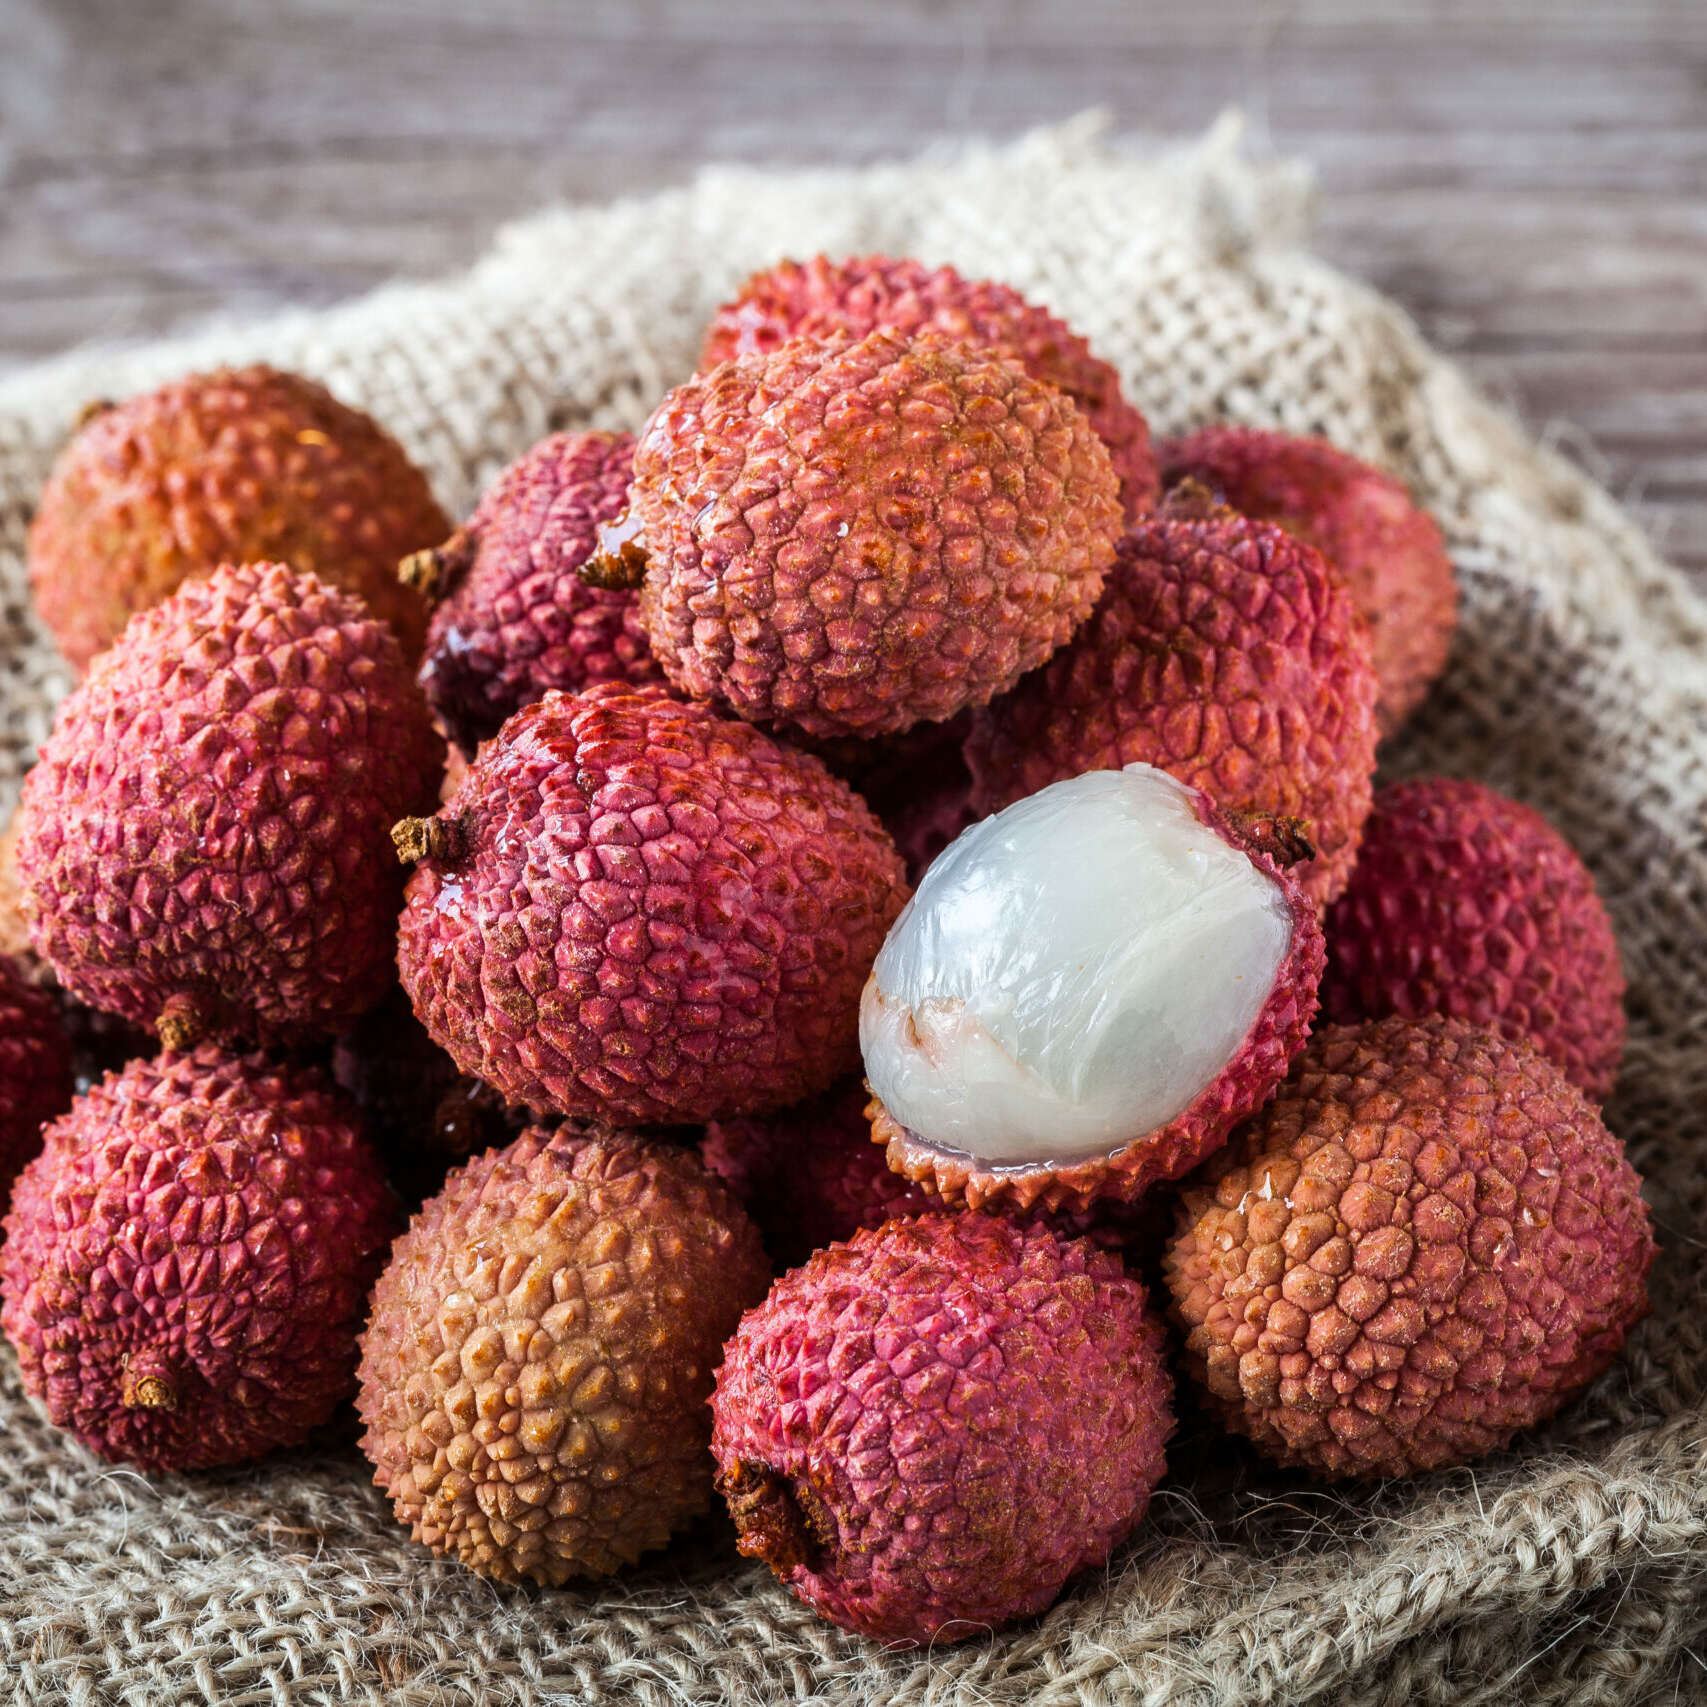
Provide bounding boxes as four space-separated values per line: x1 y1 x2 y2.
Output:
1 255 1652 1648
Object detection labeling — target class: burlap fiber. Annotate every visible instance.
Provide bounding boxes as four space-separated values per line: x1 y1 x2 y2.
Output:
2 115 1705 1706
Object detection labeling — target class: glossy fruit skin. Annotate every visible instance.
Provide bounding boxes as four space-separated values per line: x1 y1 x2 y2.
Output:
631 327 1123 740
417 431 661 753
396 682 910 1125
870 789 1326 1216
0 955 73 1201
1165 1016 1654 1480
0 1047 395 1472
703 253 1158 521
710 1214 1174 1645
965 503 1378 906
29 364 447 670
357 1125 770 1584
16 562 443 1047
1322 778 1625 1099
1161 425 1457 737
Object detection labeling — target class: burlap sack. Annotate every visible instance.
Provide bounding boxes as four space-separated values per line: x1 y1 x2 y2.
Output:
2 115 1704 1706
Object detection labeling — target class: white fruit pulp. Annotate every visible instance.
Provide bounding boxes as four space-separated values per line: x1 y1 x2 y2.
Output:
859 765 1291 1166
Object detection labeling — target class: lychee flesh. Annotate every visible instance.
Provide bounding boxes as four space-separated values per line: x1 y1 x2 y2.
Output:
862 765 1322 1213
1161 425 1457 736
964 499 1379 906
357 1125 770 1585
395 682 910 1125
629 327 1123 740
413 431 662 753
0 955 73 1200
710 1213 1174 1646
1165 1016 1654 1480
0 1047 395 1472
16 562 444 1047
703 254 1159 521
1323 778 1626 1099
29 365 448 670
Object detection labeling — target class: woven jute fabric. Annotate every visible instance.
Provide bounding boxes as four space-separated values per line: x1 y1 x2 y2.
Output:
2 115 1705 1706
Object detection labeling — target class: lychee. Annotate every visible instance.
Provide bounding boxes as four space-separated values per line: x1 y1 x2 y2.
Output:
357 1124 770 1584
405 430 663 754
394 682 910 1125
16 562 443 1048
965 490 1379 905
0 955 73 1201
1322 778 1626 1098
1165 1016 1654 1479
29 365 448 670
710 1213 1174 1645
703 254 1159 520
0 1047 395 1472
607 327 1123 740
1161 425 1457 736
862 764 1324 1213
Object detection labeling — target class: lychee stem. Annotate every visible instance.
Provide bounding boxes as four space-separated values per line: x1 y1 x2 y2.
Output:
73 397 115 431
1159 476 1234 522
399 528 474 604
120 1357 178 1411
392 812 470 867
716 1459 834 1576
156 993 209 1052
579 510 649 591
1223 806 1316 870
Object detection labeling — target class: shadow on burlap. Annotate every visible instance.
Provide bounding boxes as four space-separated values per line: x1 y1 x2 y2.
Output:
1 115 1704 1707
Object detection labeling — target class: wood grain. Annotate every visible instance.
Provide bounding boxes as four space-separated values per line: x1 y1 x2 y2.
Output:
2 0 1703 583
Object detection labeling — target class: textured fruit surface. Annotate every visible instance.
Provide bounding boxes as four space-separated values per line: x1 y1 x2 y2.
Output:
703 254 1158 520
864 766 1323 1213
631 327 1122 739
16 562 442 1047
966 499 1379 905
0 955 73 1200
711 1214 1173 1645
357 1125 769 1584
0 815 42 980
416 431 661 752
29 365 447 669
1323 778 1626 1099
396 682 910 1124
1162 425 1457 736
0 1047 395 1472
1165 1016 1654 1480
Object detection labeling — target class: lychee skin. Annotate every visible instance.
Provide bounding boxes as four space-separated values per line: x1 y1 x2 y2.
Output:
631 328 1123 740
29 365 447 670
1165 1016 1654 1481
965 505 1379 906
0 1047 396 1473
396 682 910 1125
1322 778 1626 1100
416 431 662 753
1161 425 1457 737
703 254 1159 521
0 956 73 1200
357 1126 770 1585
711 1214 1174 1646
16 562 444 1047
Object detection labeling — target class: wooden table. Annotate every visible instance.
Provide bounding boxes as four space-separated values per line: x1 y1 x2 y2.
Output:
2 0 1702 586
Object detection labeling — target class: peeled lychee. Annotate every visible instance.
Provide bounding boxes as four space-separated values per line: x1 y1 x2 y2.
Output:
862 764 1324 1213
965 492 1379 905
704 254 1159 520
1323 778 1626 1099
711 1213 1174 1645
395 682 910 1125
1161 425 1457 736
1165 1016 1654 1480
406 430 662 753
29 365 448 670
0 1047 395 1472
16 562 443 1048
357 1124 770 1584
613 328 1123 740
0 955 73 1201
